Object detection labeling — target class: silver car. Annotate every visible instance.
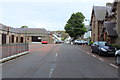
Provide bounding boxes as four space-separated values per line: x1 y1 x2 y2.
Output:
115 50 120 65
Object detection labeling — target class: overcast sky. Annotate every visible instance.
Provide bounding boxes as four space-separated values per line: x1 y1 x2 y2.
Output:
0 0 113 31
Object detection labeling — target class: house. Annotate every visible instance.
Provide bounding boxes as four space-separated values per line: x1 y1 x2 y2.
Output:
101 0 120 44
90 0 120 45
113 0 120 44
90 6 107 42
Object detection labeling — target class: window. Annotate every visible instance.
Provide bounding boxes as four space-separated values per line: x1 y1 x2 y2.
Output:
2 34 6 45
12 35 14 43
20 37 23 43
16 37 18 43
9 36 11 43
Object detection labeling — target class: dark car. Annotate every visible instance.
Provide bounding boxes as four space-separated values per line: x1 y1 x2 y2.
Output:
115 50 120 65
91 41 116 56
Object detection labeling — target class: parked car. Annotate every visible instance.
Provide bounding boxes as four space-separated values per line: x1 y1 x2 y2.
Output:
55 40 62 44
73 40 87 45
115 50 120 65
73 40 80 45
82 41 88 45
41 41 48 44
91 41 116 56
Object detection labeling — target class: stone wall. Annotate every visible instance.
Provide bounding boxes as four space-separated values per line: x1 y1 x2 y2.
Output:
91 14 99 42
115 1 120 45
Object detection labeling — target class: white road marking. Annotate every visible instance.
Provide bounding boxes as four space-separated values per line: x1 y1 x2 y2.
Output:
99 58 104 61
54 53 58 61
92 55 96 58
56 53 58 57
110 64 118 69
49 64 56 78
87 52 90 54
49 68 54 78
49 53 58 78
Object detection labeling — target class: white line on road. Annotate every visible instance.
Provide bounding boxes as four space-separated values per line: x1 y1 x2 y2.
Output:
48 53 58 78
110 64 118 69
99 58 104 61
49 64 56 78
54 53 58 62
56 53 58 57
92 55 96 58
87 52 90 54
49 68 54 78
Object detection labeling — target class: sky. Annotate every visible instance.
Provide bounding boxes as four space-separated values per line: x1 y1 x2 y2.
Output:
0 0 113 31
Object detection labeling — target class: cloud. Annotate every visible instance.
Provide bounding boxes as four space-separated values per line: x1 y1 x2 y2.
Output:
0 0 113 3
30 21 64 31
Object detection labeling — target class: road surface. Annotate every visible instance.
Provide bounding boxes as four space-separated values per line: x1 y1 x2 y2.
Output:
2 43 118 78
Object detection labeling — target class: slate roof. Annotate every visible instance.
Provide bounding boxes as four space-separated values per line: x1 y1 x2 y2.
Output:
0 23 49 35
93 6 107 21
14 28 48 35
104 22 118 37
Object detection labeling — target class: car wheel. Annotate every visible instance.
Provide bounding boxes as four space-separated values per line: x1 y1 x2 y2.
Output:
98 51 102 56
116 56 120 65
91 49 93 53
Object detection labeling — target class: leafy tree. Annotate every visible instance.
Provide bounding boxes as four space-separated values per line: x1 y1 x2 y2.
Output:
64 12 87 41
21 25 28 28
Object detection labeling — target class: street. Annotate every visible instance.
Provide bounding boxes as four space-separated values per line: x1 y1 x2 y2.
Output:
2 43 118 78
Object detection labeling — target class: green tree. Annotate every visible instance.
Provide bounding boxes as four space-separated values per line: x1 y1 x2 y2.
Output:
64 12 86 40
21 25 28 28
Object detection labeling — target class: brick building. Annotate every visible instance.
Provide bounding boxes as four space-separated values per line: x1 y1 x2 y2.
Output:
0 23 53 45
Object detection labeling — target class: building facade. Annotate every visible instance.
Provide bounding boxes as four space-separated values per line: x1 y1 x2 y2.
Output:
90 0 120 45
114 0 120 44
90 6 107 42
0 23 53 45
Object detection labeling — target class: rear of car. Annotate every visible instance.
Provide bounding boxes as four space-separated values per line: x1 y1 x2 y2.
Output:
42 41 48 44
115 50 120 65
55 40 61 44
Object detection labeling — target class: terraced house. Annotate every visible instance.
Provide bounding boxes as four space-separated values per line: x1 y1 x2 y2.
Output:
90 0 120 45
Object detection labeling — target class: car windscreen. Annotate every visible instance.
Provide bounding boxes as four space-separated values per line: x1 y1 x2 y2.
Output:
98 42 107 46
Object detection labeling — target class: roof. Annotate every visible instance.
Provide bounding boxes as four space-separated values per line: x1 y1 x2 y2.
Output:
0 23 48 35
15 28 48 35
93 6 107 21
104 22 118 37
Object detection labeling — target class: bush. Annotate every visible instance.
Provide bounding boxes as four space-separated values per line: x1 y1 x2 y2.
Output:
111 44 120 50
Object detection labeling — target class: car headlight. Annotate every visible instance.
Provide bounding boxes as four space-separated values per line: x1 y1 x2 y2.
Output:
101 48 107 52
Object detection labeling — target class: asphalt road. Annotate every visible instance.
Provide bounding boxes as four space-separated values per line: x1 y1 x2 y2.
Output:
2 43 118 78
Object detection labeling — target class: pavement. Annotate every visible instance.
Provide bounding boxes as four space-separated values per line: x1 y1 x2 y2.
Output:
2 43 119 79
